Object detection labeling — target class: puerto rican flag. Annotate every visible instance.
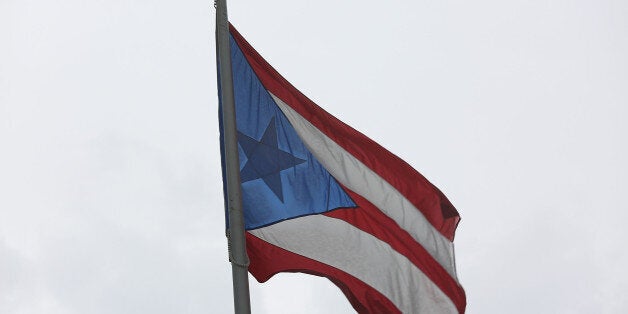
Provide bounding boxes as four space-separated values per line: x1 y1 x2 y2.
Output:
219 24 466 313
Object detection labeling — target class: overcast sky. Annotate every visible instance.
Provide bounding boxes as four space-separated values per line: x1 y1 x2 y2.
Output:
1 0 627 313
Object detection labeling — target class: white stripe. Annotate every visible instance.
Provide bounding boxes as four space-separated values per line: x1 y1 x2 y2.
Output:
271 93 458 280
249 215 458 313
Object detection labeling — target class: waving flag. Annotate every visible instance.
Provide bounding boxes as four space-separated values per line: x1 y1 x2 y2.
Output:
220 24 466 313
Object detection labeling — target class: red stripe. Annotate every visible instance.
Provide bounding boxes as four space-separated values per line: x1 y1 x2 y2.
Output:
246 232 401 314
229 24 461 241
324 190 467 313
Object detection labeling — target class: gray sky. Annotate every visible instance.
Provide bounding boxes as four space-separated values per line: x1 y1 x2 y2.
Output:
1 0 627 313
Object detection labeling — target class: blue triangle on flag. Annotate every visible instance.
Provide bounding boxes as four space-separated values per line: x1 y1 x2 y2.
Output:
229 35 356 230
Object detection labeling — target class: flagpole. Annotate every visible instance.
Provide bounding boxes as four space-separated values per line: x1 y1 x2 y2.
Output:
215 0 252 313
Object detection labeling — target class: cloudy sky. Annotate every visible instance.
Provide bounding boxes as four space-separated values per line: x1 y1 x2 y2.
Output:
1 0 627 313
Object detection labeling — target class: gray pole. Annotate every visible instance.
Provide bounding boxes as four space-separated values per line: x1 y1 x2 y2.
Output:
215 0 252 313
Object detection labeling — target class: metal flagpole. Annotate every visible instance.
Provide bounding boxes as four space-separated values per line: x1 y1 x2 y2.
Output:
215 0 252 313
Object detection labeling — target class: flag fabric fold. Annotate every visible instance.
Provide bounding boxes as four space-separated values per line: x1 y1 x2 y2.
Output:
219 24 466 313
